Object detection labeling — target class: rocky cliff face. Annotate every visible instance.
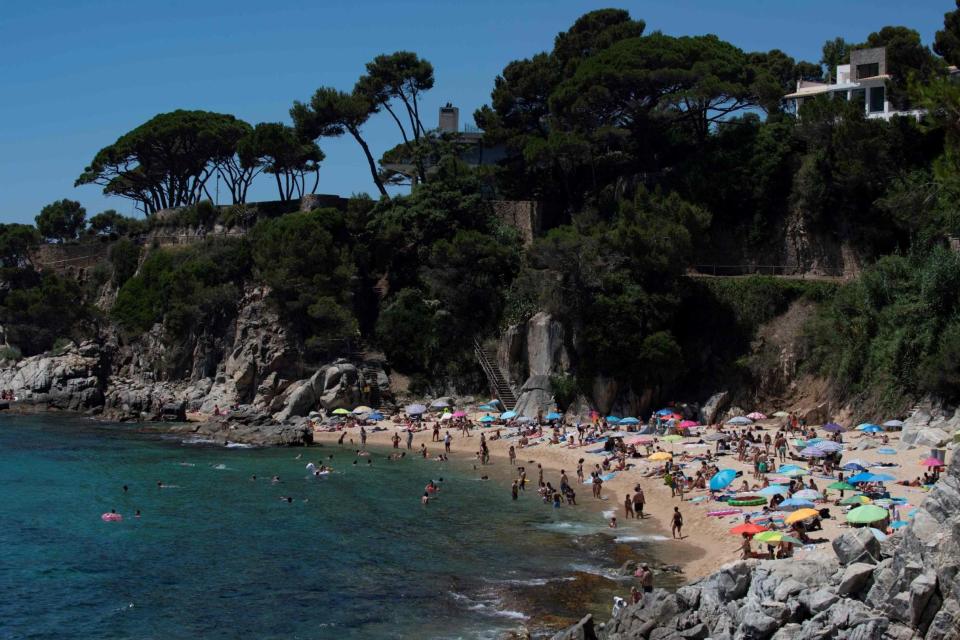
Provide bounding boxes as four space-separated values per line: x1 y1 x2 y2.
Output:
554 452 960 640
0 285 390 445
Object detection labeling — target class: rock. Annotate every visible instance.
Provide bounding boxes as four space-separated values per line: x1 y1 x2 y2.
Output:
700 391 730 425
525 312 569 377
804 588 839 614
0 341 106 411
550 614 597 640
498 323 526 388
513 374 556 418
838 562 875 597
160 401 186 422
832 528 882 566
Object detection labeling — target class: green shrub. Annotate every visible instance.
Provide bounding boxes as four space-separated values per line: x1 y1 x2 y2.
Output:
108 238 141 287
0 345 22 361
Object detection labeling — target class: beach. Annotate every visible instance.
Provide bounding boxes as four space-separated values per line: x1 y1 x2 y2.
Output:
312 414 942 583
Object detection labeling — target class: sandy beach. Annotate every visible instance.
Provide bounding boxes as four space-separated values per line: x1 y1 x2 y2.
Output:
310 414 944 582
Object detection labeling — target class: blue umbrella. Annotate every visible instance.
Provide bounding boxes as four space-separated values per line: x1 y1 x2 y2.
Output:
405 404 427 415
843 463 868 472
890 520 909 529
823 422 844 433
619 417 640 425
479 415 495 423
478 404 495 411
709 469 738 491
656 409 674 416
848 472 895 484
500 411 518 420
758 485 789 496
801 446 828 457
877 447 896 455
815 441 843 452
780 498 816 509
606 416 621 423
778 464 807 473
545 412 563 421
368 412 384 421
857 423 883 433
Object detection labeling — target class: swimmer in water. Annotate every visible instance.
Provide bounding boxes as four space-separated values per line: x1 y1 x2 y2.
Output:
271 476 280 483
421 492 430 505
135 510 141 518
279 496 293 503
250 475 257 481
123 485 128 493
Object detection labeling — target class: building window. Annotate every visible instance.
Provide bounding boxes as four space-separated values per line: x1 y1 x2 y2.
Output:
856 62 880 79
851 89 866 108
869 86 885 113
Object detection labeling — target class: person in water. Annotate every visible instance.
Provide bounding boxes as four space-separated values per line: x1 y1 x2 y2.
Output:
135 509 141 518
421 492 430 505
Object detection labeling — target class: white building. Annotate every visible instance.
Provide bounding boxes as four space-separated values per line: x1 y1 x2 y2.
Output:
784 46 925 121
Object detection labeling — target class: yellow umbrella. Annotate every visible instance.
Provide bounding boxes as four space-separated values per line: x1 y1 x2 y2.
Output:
648 451 673 461
784 508 820 525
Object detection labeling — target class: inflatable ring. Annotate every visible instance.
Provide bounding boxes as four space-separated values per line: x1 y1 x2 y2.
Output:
728 497 767 507
101 512 123 522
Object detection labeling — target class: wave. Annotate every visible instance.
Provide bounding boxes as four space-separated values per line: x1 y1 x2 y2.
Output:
181 436 214 445
448 591 529 621
613 534 668 543
535 521 603 535
225 442 256 449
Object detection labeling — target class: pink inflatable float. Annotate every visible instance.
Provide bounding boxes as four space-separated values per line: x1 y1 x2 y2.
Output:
101 512 123 522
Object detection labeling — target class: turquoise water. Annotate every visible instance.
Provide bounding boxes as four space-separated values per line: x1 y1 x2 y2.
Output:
0 414 637 639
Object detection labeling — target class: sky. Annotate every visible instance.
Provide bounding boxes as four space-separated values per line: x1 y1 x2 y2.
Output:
0 0 952 224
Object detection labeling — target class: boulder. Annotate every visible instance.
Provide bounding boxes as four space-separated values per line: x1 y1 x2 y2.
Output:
513 375 556 418
700 391 730 425
550 614 597 640
497 322 526 388
832 528 882 566
838 563 875 597
525 312 569 377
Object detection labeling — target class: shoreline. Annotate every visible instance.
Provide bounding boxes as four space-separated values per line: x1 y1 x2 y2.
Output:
311 422 712 581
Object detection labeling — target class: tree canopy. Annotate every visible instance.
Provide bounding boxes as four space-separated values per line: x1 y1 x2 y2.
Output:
35 199 86 242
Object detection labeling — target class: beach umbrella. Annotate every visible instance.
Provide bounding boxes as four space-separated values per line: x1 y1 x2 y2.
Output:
753 531 802 545
778 464 807 473
479 415 494 423
605 415 620 423
846 504 889 524
857 424 883 433
849 472 895 483
332 408 351 415
656 408 674 416
545 412 563 421
452 411 467 418
814 441 843 453
500 410 518 420
780 498 816 509
746 412 767 420
883 419 904 428
486 399 502 407
727 416 753 426
704 433 730 441
679 420 700 429
793 489 822 501
800 446 828 458
440 412 453 421
516 416 534 424
782 468 810 477
478 404 495 411
784 508 820 525
867 527 888 542
890 520 909 529
660 412 682 421
822 422 844 433
619 417 640 426
352 406 374 415
772 411 790 418
627 436 653 445
828 481 856 491
368 412 384 421
648 451 673 461
873 498 895 508
758 485 789 496
430 399 451 409
709 469 738 491
843 462 868 472
878 448 897 455
730 523 768 535
405 404 427 415
839 494 872 505
662 434 684 443
920 457 945 467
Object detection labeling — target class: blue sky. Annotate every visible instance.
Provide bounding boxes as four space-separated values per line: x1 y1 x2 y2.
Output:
0 0 951 224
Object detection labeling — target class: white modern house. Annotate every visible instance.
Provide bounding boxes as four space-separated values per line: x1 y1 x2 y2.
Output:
784 46 925 121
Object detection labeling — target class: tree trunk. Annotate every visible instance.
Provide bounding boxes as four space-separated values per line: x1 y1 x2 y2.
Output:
349 126 388 197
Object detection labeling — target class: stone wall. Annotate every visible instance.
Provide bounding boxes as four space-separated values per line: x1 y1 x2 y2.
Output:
491 200 542 246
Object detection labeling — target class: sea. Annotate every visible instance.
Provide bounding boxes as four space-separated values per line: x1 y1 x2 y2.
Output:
0 413 675 639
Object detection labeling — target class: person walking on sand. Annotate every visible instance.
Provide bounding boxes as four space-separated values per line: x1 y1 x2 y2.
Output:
633 487 645 518
624 493 635 519
508 445 516 466
671 506 684 539
595 474 604 499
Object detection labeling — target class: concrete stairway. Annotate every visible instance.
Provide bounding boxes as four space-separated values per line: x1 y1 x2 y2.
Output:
474 338 517 411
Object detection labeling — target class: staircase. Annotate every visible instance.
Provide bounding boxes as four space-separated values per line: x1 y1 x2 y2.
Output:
474 338 517 411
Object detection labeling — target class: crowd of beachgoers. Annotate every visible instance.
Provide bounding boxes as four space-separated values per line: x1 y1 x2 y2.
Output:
309 400 951 599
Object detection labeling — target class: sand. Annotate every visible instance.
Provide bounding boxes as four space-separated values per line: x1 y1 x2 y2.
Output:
312 415 946 582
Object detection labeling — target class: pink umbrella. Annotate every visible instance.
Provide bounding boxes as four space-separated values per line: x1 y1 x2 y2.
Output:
628 436 653 445
920 457 945 467
452 411 467 418
746 412 767 420
679 420 700 429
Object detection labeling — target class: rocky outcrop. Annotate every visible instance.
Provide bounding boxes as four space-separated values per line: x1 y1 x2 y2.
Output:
0 340 106 411
168 407 313 446
273 359 383 422
555 451 960 640
900 399 957 450
514 374 557 418
700 391 730 425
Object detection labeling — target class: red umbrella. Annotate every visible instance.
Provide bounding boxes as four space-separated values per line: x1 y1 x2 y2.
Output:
729 523 768 536
920 457 945 467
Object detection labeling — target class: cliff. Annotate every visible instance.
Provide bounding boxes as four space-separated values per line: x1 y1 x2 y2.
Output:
553 451 960 640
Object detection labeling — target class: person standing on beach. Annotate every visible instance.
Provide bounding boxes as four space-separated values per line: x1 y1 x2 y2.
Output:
508 445 516 466
511 480 519 500
432 423 440 442
560 470 569 494
633 487 645 518
537 464 544 486
671 506 684 539
360 426 367 447
392 432 400 448
444 431 452 453
518 467 527 491
595 474 604 499
624 493 634 519
406 429 413 450
577 459 584 484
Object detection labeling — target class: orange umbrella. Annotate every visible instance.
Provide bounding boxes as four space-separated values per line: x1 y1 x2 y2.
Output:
729 523 768 536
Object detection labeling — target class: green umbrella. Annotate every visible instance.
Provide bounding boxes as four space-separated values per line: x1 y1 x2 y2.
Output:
662 434 684 443
847 504 889 524
828 482 857 491
839 494 872 506
332 408 351 415
753 531 803 544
